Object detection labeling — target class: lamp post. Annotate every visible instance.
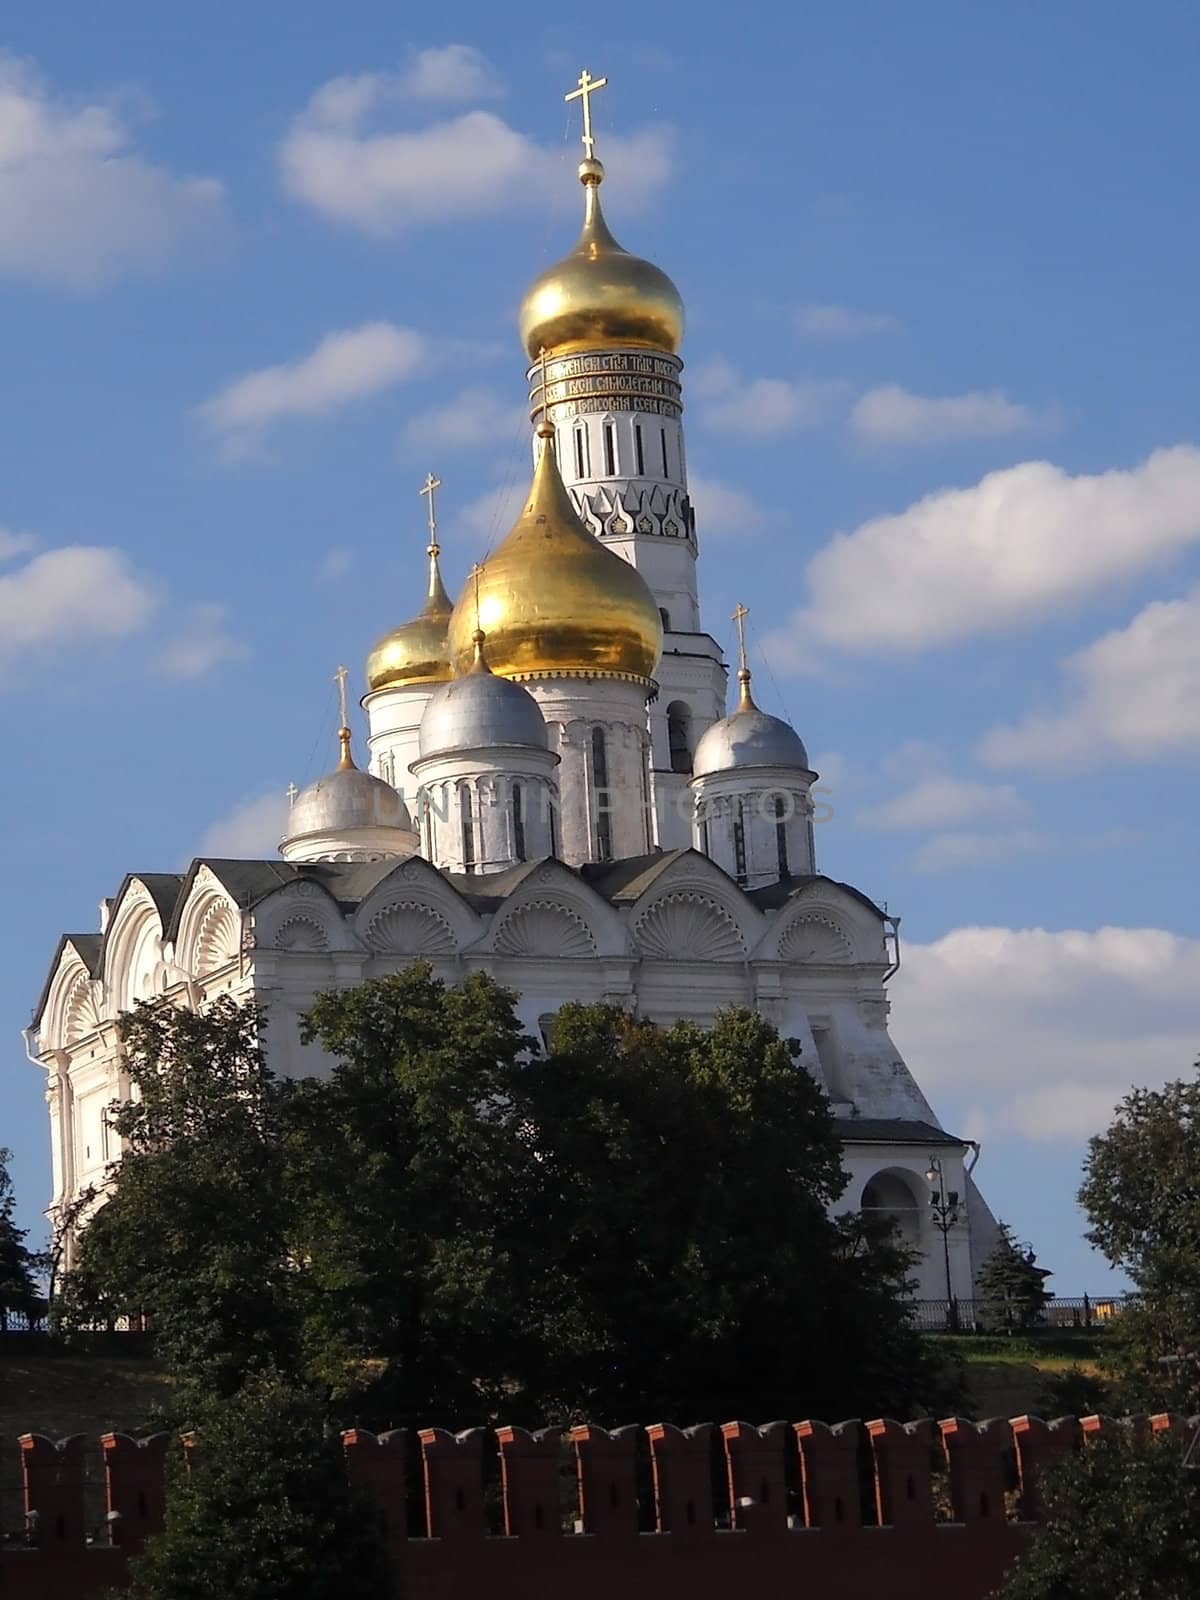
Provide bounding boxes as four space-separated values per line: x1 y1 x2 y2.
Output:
925 1156 960 1330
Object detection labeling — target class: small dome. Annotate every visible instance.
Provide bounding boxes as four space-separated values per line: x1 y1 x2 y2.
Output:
418 636 548 759
288 731 412 839
365 543 453 692
693 675 811 777
518 161 684 361
446 424 663 684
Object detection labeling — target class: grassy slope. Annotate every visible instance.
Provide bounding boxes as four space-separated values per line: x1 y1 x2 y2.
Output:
935 1332 1108 1419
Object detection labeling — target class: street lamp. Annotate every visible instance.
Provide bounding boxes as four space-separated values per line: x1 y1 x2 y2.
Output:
925 1156 960 1329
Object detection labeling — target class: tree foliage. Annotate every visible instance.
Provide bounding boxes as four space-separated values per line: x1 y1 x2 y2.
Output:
116 1373 394 1600
1079 1067 1200 1406
975 1221 1052 1332
72 967 950 1429
0 1146 41 1328
66 997 296 1401
996 1430 1200 1600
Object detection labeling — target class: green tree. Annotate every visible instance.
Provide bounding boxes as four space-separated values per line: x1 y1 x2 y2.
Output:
0 1146 42 1329
517 1001 949 1423
975 1221 1052 1332
996 1429 1200 1599
287 965 537 1422
117 1373 394 1600
65 997 297 1402
1078 1067 1200 1406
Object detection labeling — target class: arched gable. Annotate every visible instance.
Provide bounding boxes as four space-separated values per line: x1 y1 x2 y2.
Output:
38 940 104 1052
352 856 480 958
758 879 887 967
625 849 762 964
102 877 176 1014
486 859 624 960
247 878 352 954
174 865 245 981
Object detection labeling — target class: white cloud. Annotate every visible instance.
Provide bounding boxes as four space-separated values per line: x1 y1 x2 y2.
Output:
200 790 289 858
891 925 1200 1140
199 323 426 450
399 45 503 102
0 545 157 662
404 386 526 452
688 473 770 538
154 603 246 680
907 828 1053 874
0 51 227 289
981 586 1200 772
280 75 672 233
761 445 1200 664
0 528 36 560
856 774 1030 831
696 358 846 436
850 384 1045 445
795 303 900 339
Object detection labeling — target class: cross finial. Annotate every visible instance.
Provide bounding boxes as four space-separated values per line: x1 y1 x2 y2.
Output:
333 663 350 730
732 603 750 674
420 471 442 551
536 345 554 439
286 781 299 809
565 68 608 160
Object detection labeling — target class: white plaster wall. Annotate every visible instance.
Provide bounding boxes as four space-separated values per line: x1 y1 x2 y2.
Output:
364 683 438 805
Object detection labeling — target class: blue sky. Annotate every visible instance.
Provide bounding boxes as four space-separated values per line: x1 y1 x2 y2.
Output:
2 1 1198 1294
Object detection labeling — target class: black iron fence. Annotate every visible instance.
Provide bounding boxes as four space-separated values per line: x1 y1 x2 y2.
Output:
912 1293 1139 1333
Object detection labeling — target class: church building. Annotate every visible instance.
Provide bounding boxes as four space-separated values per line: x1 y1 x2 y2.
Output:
28 74 997 1302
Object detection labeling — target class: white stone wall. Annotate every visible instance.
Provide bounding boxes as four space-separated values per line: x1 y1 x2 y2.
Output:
364 682 437 805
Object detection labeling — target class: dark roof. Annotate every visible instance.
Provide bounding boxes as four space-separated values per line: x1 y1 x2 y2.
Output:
442 859 546 911
30 934 103 1028
165 859 299 940
831 1117 966 1148
580 850 686 902
746 874 887 920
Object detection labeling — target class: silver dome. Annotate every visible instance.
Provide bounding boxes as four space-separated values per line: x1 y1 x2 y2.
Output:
693 701 810 777
418 662 547 759
287 765 412 839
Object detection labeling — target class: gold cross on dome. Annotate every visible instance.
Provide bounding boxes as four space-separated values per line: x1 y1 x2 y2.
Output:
732 603 750 673
333 663 350 729
565 69 608 159
419 471 442 544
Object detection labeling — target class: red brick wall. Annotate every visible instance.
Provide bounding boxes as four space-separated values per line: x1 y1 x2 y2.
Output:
0 1412 1179 1599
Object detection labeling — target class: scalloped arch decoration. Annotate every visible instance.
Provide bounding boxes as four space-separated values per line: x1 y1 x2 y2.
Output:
64 971 102 1045
193 899 243 976
274 917 329 953
633 892 746 963
366 902 455 956
494 901 597 959
778 913 854 965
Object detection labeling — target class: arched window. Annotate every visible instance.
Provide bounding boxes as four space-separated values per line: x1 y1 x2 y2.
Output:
511 782 526 862
774 792 789 879
592 726 613 861
733 798 747 885
634 423 645 477
666 701 691 774
603 421 616 476
459 783 475 873
658 606 671 632
573 424 587 479
420 793 434 859
861 1171 923 1253
660 427 670 477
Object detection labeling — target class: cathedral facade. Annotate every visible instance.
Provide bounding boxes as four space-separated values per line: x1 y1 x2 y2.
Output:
29 80 996 1302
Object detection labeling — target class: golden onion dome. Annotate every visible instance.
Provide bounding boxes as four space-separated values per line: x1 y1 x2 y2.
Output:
518 159 684 361
447 423 663 684
365 542 453 692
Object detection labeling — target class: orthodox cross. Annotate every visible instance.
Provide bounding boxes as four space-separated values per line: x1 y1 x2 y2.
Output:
420 471 442 549
286 781 299 809
334 663 350 729
565 69 607 159
732 602 750 673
